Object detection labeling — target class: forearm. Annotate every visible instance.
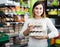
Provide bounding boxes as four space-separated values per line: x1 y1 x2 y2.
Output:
23 28 30 36
43 35 48 39
31 35 49 40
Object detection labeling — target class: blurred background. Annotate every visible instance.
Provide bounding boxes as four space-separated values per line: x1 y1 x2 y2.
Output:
0 0 60 47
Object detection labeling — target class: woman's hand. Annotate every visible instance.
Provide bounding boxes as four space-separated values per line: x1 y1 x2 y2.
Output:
23 24 35 36
31 36 48 40
28 24 35 32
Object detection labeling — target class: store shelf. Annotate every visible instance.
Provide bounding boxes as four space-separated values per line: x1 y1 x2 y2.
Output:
55 25 60 28
0 3 15 8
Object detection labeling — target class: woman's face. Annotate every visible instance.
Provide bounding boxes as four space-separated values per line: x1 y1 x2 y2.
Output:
33 4 43 17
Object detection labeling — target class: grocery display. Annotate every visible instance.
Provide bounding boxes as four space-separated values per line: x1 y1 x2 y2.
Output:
46 0 60 18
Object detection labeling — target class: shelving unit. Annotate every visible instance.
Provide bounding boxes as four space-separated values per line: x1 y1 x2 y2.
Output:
0 0 30 47
46 0 60 18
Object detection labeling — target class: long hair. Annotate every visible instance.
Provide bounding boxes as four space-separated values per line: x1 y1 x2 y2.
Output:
32 1 46 18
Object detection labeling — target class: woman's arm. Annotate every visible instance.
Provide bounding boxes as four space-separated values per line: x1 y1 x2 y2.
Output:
23 24 35 36
23 28 30 36
31 36 49 40
46 18 59 38
34 18 59 40
19 20 29 38
19 19 34 38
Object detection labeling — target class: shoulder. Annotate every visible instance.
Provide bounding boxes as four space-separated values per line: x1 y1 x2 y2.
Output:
45 17 50 20
25 18 34 23
26 18 33 21
44 17 53 25
44 17 51 21
44 17 52 24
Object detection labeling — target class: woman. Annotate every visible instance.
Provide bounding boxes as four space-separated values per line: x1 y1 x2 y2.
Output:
19 1 59 47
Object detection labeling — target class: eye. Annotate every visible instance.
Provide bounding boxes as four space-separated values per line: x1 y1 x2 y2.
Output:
40 8 42 10
35 7 43 10
35 7 38 9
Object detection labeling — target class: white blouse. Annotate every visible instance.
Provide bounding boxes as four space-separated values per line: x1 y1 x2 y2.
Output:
19 18 59 47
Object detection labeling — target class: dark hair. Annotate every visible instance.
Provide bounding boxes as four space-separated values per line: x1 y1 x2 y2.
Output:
32 1 45 11
32 1 46 18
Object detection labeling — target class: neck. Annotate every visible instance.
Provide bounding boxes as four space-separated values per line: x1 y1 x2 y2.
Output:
34 15 42 19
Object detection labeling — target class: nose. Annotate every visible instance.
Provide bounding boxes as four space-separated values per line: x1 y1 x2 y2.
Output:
37 9 41 12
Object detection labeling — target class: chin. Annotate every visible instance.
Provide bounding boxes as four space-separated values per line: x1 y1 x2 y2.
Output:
36 14 42 16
